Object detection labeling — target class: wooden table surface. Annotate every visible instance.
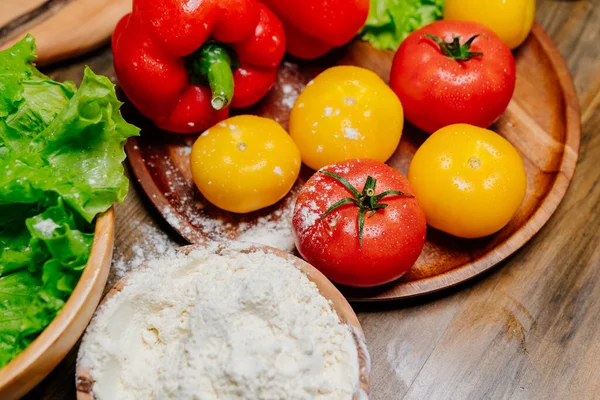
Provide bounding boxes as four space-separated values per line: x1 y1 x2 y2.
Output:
20 0 599 399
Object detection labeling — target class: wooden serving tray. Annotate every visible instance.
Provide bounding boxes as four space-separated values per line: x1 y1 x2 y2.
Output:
125 24 580 301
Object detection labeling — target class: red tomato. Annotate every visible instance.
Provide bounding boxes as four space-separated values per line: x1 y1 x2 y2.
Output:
292 159 426 287
389 20 516 134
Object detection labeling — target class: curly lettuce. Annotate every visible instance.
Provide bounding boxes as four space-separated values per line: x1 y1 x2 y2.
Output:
360 0 444 51
0 36 139 367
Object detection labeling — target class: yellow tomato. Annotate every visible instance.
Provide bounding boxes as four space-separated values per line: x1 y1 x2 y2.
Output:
289 66 403 170
408 124 527 238
190 115 301 213
444 0 535 49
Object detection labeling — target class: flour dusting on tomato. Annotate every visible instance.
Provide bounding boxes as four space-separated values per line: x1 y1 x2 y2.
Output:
297 206 320 232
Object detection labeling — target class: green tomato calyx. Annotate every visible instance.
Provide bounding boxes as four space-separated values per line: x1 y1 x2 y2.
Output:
424 33 485 61
318 171 413 247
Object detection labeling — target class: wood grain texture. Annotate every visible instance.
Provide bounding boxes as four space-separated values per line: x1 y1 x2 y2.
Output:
0 209 114 400
0 0 47 27
0 0 130 66
124 24 580 301
19 0 600 399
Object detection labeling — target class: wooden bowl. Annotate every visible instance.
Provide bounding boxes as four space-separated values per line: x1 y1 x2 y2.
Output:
75 243 371 400
0 208 115 400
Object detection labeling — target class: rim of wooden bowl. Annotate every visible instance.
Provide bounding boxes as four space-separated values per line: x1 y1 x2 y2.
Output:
76 242 371 400
0 208 115 400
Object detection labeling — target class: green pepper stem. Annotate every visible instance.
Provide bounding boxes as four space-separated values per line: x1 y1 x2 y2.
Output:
192 42 235 110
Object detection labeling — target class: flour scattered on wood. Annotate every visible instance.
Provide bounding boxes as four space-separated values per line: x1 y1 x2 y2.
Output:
281 83 299 109
160 195 298 253
236 200 296 252
110 223 177 286
176 146 191 156
163 207 182 230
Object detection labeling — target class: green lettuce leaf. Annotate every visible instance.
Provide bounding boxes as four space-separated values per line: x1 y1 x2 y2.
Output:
0 270 43 366
359 0 444 51
0 35 139 368
0 66 138 221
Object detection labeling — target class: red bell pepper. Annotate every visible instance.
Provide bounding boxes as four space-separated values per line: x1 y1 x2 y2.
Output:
112 0 286 134
261 0 370 59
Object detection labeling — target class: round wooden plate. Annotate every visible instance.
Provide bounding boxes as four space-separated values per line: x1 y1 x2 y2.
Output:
75 243 371 399
0 208 114 400
125 24 580 301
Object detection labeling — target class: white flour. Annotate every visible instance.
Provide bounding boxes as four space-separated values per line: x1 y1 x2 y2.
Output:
78 243 361 400
236 204 295 251
110 223 177 286
164 193 297 253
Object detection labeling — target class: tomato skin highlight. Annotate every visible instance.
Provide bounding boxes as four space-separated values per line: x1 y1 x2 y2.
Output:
390 20 516 134
292 159 427 288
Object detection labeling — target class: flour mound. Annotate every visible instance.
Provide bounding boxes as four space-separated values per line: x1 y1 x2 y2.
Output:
78 244 360 400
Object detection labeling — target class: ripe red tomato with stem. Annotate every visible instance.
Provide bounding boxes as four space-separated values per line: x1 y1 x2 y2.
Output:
390 20 516 134
292 159 427 288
